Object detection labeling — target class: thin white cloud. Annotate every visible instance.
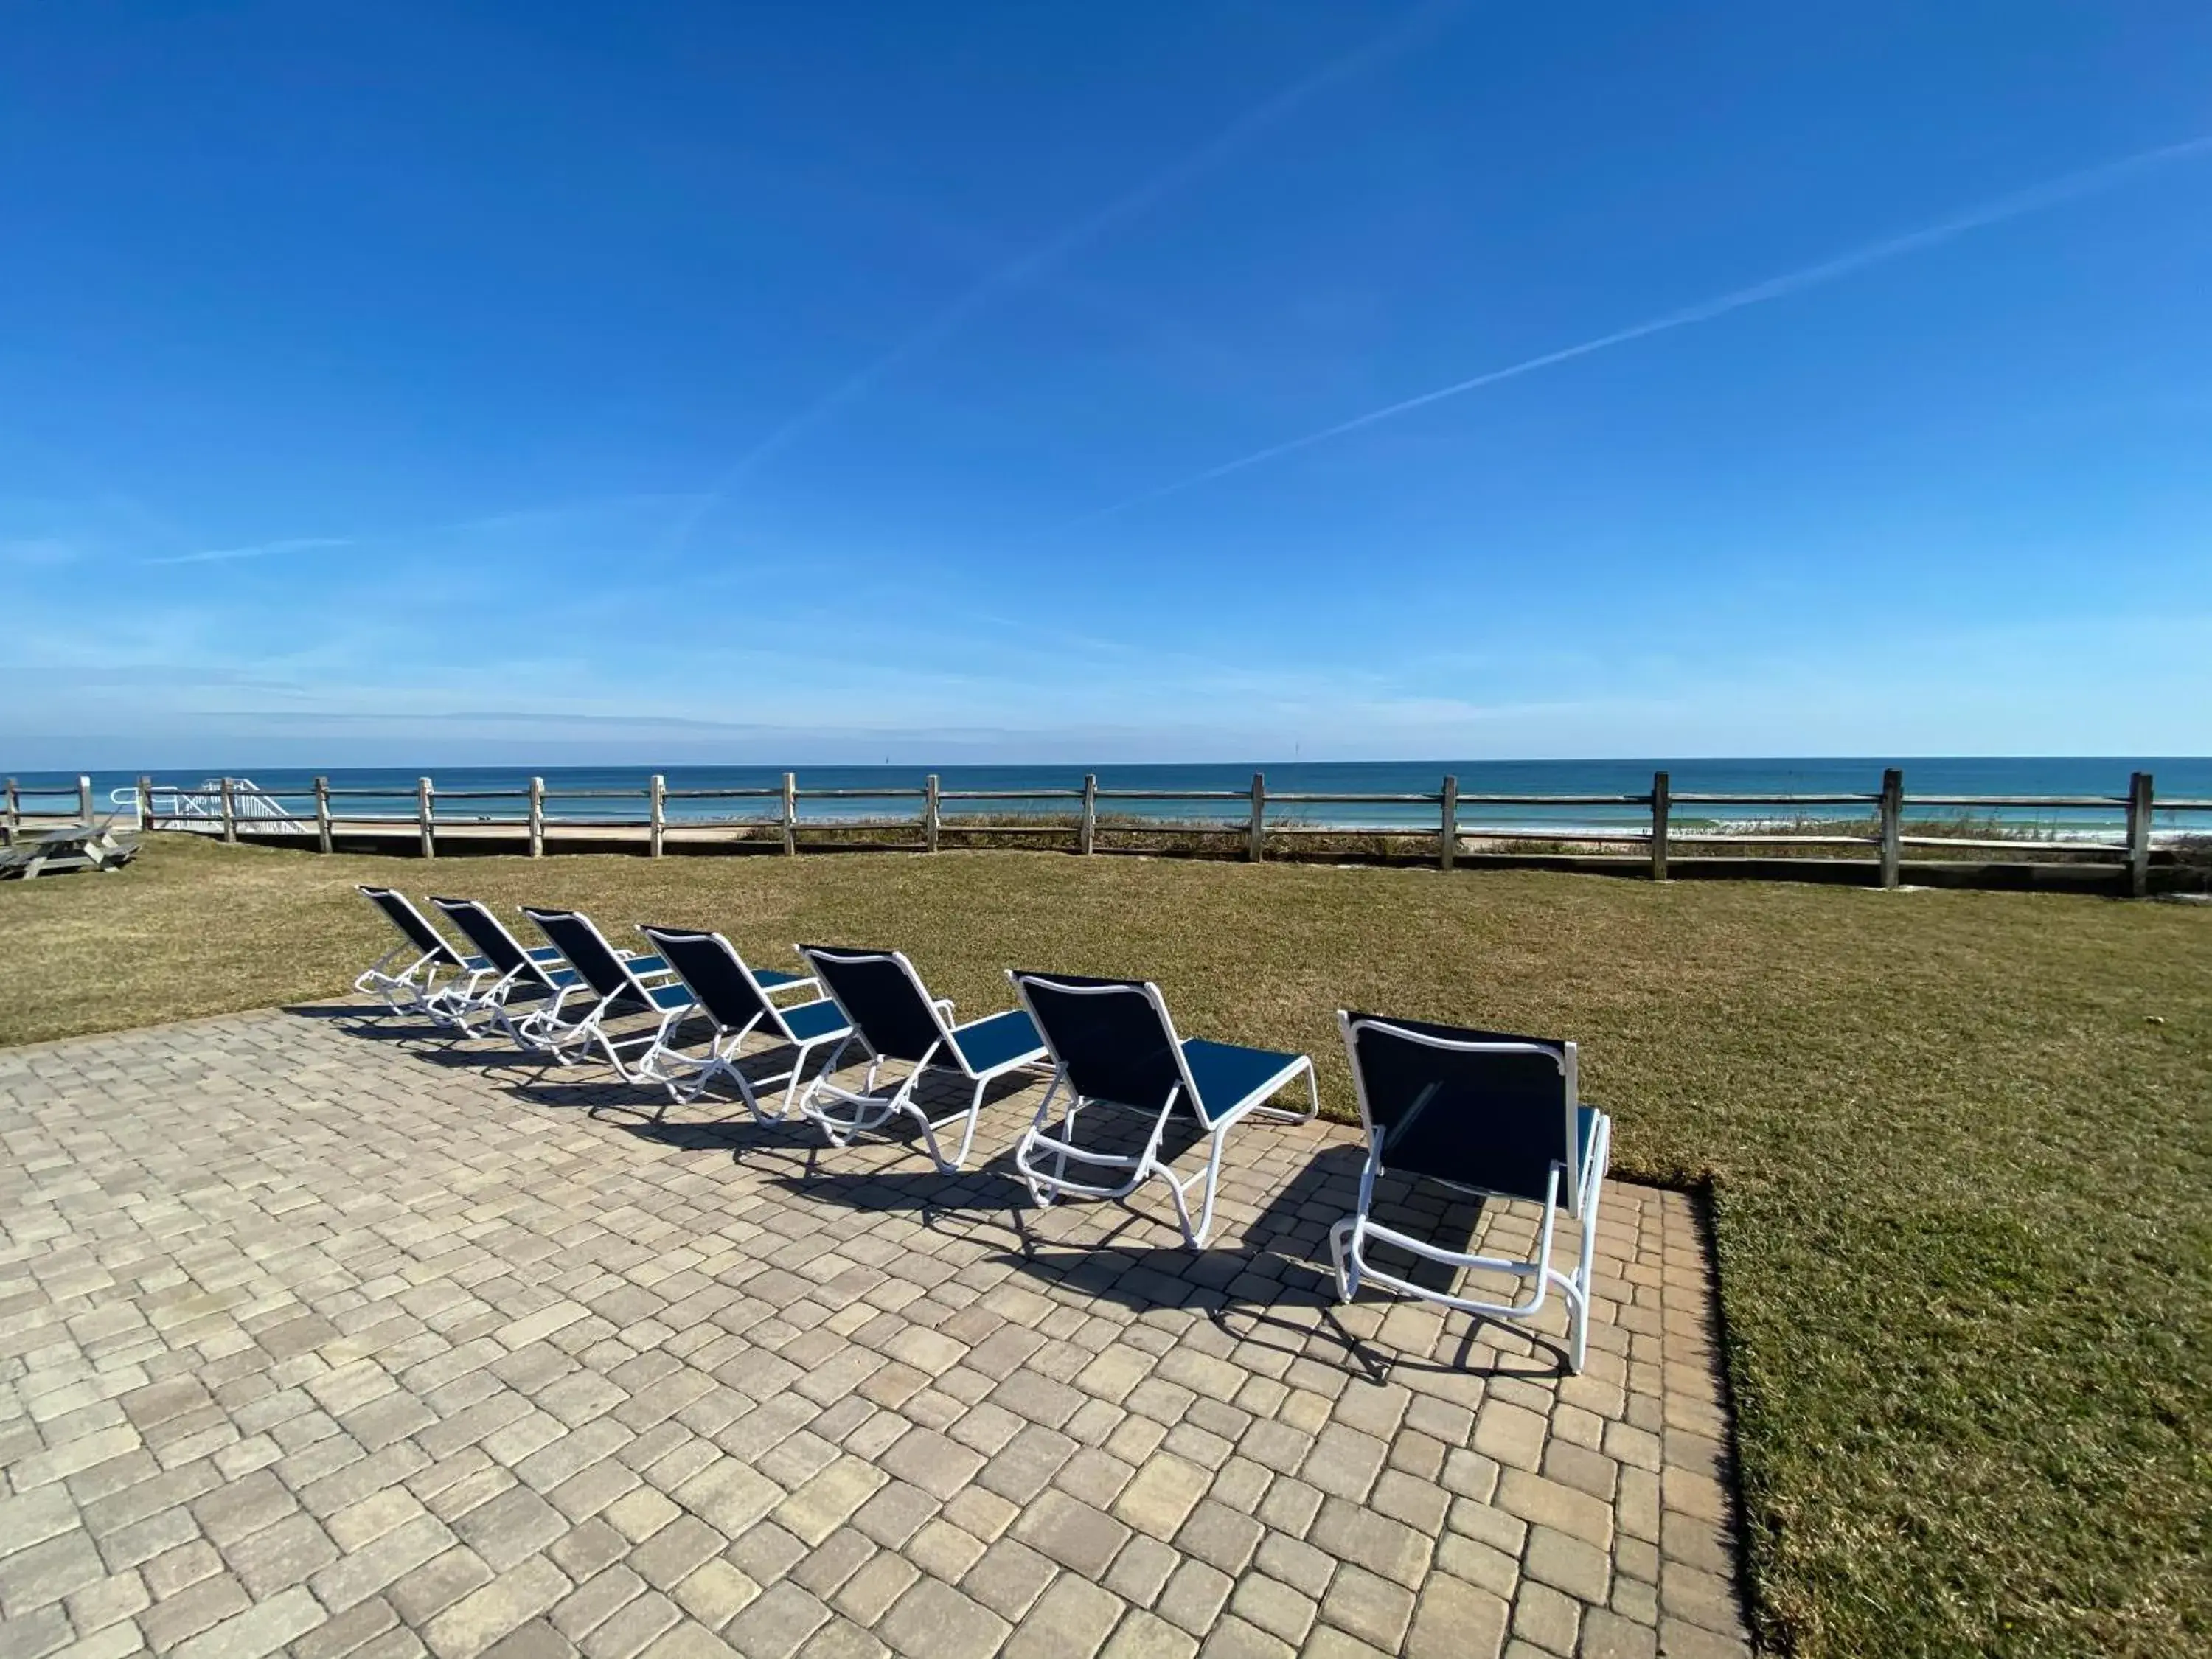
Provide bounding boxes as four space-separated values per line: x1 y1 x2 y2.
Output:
675 0 1461 546
1076 132 2212 523
145 535 355 566
135 493 706 568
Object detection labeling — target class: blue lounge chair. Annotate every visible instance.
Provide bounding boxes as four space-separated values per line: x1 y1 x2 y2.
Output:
422 894 586 1043
795 945 1048 1172
516 907 692 1079
354 886 512 1023
1331 1012 1613 1372
633 926 844 1119
1007 970 1318 1248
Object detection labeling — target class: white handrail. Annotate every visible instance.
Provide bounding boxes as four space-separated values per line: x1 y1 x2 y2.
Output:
132 779 310 835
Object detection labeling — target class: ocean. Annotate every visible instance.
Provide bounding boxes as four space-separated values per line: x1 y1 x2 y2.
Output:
15 759 2212 834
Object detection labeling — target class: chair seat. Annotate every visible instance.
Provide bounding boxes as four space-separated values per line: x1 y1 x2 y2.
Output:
949 1008 1046 1074
779 998 851 1042
756 967 805 988
1180 1038 1307 1128
647 982 695 1012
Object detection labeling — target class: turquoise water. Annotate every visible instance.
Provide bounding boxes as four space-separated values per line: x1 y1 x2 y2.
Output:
18 759 2212 832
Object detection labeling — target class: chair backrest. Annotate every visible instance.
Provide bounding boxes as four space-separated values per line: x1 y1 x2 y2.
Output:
521 908 646 1005
361 886 459 966
1009 970 1190 1114
430 897 554 988
640 927 779 1033
798 946 948 1063
1338 1012 1579 1206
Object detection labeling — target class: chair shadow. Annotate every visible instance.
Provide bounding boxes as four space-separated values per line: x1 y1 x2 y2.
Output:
282 1003 559 1068
780 1090 1569 1381
285 1001 424 1034
296 1000 1571 1377
512 1039 1019 1172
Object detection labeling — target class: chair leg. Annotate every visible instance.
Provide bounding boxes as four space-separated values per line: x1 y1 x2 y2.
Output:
1253 1059 1321 1124
1152 1120 1223 1249
1013 1074 1070 1208
1328 1217 1361 1301
774 1038 827 1121
1564 1119 1610 1374
1180 1125 1229 1248
918 1075 988 1175
1051 1093 1076 1190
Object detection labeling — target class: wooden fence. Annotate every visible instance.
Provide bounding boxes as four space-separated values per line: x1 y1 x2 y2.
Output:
10 768 2206 896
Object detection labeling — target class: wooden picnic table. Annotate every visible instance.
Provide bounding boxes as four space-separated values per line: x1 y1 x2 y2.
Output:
0 824 139 880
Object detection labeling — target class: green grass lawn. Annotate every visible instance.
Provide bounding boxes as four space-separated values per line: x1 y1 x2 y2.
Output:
4 832 2207 1656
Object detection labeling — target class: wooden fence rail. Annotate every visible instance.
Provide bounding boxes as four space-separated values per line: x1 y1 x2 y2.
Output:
55 767 2211 896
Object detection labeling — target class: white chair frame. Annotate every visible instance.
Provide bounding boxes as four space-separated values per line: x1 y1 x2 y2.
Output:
1010 974 1318 1249
354 887 506 1025
630 928 833 1121
796 947 1047 1173
1328 1012 1613 1373
518 908 693 1081
428 897 590 1050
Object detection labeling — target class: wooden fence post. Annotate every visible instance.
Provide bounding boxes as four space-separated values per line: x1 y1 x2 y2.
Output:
137 776 154 835
220 777 238 844
924 775 940 852
649 774 666 858
1439 775 1458 871
2126 771 2154 898
1 778 14 844
313 776 332 854
417 776 435 860
1248 773 1266 863
780 772 797 855
78 774 94 826
1079 775 1097 855
1878 768 1903 889
528 777 545 858
1650 771 1670 882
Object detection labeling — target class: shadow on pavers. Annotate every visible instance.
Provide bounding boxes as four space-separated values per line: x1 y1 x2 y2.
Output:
288 999 1568 1377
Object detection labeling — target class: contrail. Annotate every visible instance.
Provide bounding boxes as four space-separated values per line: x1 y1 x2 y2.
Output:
1077 133 2212 524
675 0 1461 546
146 536 354 566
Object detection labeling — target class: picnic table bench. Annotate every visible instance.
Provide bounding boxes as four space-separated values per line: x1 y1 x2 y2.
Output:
0 824 139 880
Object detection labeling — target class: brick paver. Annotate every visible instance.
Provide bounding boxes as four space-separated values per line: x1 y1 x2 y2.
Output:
0 1002 1751 1656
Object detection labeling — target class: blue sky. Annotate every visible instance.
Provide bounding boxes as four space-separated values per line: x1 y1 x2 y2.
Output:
4 1 2210 768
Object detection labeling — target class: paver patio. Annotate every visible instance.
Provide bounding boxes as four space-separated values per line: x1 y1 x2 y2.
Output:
0 1003 1752 1658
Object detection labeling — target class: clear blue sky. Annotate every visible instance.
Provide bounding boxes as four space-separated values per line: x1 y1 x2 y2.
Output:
4 1 2209 768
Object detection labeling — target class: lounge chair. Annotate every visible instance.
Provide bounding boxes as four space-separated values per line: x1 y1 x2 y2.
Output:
1008 970 1318 1248
428 896 601 1047
354 885 557 1023
1330 1012 1613 1373
795 945 1048 1172
633 926 844 1118
516 907 694 1078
